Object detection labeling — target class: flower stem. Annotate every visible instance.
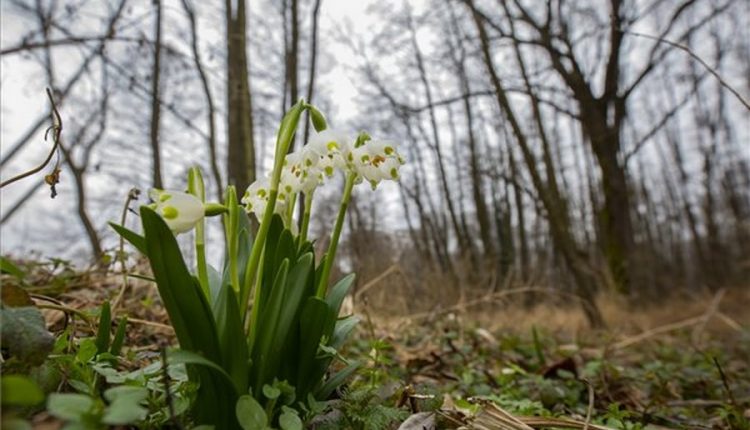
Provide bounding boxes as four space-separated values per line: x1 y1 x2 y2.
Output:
240 99 306 321
299 190 314 246
188 167 210 300
316 172 356 298
224 186 240 295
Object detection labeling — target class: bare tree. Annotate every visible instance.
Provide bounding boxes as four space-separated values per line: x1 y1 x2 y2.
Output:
226 0 257 193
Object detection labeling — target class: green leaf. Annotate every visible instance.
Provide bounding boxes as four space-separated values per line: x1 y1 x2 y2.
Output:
212 283 249 395
279 408 303 430
325 274 356 318
140 206 222 363
47 393 94 421
95 301 111 354
265 253 314 384
0 256 25 278
235 395 267 430
262 384 281 400
207 264 224 304
250 259 289 395
260 215 286 308
331 315 360 350
296 297 335 399
109 317 127 356
109 222 146 254
166 349 236 391
1 375 44 406
75 338 98 363
0 307 54 365
316 361 361 400
102 386 148 425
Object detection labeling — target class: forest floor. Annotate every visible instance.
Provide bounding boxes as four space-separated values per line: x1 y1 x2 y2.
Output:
2 258 749 429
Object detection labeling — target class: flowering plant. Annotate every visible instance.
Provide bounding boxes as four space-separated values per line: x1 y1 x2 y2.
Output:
111 100 404 429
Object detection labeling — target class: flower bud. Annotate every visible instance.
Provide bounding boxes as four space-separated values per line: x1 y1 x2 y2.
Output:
147 189 205 234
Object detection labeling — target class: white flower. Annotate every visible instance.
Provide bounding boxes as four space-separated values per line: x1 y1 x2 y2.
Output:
148 189 205 234
307 129 353 171
351 140 405 188
279 149 322 196
241 178 287 221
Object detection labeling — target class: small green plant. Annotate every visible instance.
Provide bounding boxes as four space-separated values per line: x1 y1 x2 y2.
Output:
111 100 405 429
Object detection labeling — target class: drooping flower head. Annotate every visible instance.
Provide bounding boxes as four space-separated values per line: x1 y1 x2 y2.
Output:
280 149 323 196
350 135 406 189
307 129 353 173
148 189 205 234
241 178 287 221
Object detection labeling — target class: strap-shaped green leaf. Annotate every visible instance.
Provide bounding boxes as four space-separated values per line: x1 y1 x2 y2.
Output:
261 253 314 388
109 222 146 254
95 301 112 354
169 349 240 429
330 315 360 350
325 274 356 318
315 361 361 400
109 317 127 356
212 283 249 395
167 349 235 389
296 297 335 399
260 215 285 308
140 207 221 364
250 259 289 396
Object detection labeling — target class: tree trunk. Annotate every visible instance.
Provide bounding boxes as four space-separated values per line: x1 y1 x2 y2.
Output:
466 0 605 327
226 0 256 193
149 0 163 189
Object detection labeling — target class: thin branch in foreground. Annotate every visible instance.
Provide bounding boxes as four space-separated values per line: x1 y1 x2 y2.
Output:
1 88 63 196
625 30 750 111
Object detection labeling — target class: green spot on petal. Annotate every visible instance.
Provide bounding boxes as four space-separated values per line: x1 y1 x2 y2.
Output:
162 206 179 219
160 193 171 202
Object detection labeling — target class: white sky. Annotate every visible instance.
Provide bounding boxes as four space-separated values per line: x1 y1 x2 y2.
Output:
0 0 410 261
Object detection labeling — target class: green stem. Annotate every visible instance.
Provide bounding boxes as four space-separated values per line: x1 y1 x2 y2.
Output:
240 100 306 320
316 172 356 298
285 193 297 229
299 190 314 246
246 246 265 351
188 167 210 299
225 187 240 295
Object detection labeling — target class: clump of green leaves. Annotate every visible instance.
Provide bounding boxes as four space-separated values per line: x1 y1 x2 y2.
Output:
111 100 389 429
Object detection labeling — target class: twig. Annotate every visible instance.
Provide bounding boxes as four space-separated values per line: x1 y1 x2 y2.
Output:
354 264 400 300
613 289 729 351
111 188 141 313
611 315 706 350
712 357 738 407
581 379 594 430
692 289 725 345
0 89 63 191
625 31 750 111
127 317 173 332
405 287 590 322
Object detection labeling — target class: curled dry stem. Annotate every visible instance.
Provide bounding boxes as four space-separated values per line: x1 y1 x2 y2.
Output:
0 89 64 195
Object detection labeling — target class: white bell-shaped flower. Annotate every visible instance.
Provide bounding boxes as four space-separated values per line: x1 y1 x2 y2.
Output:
307 128 353 171
148 189 205 234
241 178 287 221
351 140 405 189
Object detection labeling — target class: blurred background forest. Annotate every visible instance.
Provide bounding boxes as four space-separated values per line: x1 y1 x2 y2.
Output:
1 0 749 326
